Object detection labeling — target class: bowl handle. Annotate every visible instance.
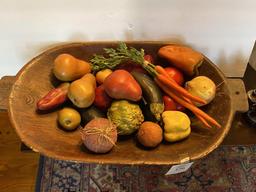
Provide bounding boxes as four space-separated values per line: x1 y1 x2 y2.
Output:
0 76 16 111
226 78 249 113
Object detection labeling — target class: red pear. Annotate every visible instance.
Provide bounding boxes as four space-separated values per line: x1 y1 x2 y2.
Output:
103 70 142 101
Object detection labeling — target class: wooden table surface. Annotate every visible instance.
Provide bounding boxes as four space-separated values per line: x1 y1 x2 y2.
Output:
222 64 256 145
0 111 39 192
0 76 38 192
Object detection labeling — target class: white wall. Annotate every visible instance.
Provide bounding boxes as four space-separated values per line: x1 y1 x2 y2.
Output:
0 0 255 78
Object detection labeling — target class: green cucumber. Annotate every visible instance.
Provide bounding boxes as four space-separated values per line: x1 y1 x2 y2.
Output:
131 71 164 121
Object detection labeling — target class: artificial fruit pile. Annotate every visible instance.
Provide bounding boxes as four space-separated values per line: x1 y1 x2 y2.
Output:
36 43 219 153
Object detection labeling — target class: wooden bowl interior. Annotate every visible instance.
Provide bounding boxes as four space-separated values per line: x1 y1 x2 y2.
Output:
8 42 232 164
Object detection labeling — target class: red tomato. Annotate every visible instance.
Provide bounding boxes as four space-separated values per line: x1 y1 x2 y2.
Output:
164 67 184 85
163 95 185 111
144 54 154 63
94 85 112 110
163 95 176 111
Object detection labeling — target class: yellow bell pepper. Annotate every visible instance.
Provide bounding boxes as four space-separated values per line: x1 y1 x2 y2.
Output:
162 111 191 142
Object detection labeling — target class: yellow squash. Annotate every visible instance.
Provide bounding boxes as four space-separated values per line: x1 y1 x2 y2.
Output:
68 73 96 108
162 111 191 142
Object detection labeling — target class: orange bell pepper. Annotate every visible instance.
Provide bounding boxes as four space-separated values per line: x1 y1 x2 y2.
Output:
158 45 204 76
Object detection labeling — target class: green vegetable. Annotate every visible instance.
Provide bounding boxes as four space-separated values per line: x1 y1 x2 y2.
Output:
131 71 164 121
79 106 105 126
139 100 157 122
90 43 156 75
107 100 144 135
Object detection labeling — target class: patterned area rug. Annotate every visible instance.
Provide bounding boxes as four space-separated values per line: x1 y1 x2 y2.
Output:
36 145 256 192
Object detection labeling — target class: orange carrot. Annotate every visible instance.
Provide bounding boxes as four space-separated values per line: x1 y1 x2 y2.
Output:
155 65 206 104
155 65 212 128
155 79 221 128
195 114 212 128
156 65 211 128
156 74 206 105
181 95 193 104
155 65 171 79
181 94 211 128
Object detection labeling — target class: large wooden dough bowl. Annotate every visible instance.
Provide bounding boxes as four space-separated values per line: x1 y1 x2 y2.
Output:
8 42 238 165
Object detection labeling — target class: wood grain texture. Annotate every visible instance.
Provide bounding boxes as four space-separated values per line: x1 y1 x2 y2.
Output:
8 42 234 165
0 112 39 192
0 76 16 111
223 65 255 145
222 112 256 145
226 79 248 113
